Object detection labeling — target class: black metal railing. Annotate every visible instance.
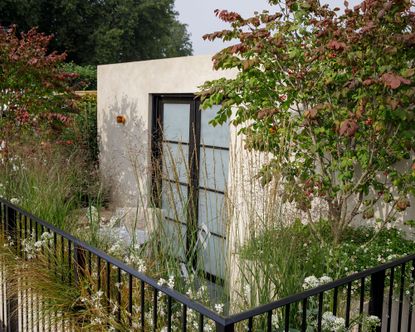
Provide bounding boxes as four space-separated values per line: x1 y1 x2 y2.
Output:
0 196 414 331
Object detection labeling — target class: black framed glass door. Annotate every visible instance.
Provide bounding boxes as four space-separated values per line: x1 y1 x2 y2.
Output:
151 94 229 281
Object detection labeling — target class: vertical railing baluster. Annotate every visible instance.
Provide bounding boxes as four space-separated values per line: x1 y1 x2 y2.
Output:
398 263 406 331
24 217 29 332
167 295 173 332
358 277 365 332
117 268 122 325
141 281 145 332
34 220 38 241
128 275 133 326
61 235 65 282
88 251 92 275
284 305 290 332
53 232 57 262
153 288 158 332
6 206 18 331
68 240 72 284
369 270 386 332
216 321 234 332
74 244 86 287
97 257 101 291
35 222 40 332
18 213 22 256
267 310 272 332
0 202 5 331
332 286 338 316
181 304 187 332
248 317 253 332
408 260 415 332
317 292 323 331
345 282 352 327
198 312 203 332
106 261 111 318
302 298 307 332
60 235 65 329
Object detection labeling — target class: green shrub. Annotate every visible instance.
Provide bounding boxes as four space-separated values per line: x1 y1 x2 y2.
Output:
239 221 415 308
62 94 99 164
60 62 97 90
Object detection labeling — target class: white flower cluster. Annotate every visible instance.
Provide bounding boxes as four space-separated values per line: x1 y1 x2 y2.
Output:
22 232 53 259
0 183 5 198
10 197 20 205
321 312 346 332
302 275 333 290
272 312 279 329
0 153 26 175
80 290 105 327
108 241 122 255
214 303 224 314
157 275 175 289
124 251 146 273
362 315 381 330
4 235 14 247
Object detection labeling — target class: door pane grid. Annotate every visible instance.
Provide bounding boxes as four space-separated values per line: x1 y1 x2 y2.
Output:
153 95 229 281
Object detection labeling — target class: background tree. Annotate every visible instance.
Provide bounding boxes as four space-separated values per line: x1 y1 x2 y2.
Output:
200 0 415 243
0 0 192 65
0 26 77 143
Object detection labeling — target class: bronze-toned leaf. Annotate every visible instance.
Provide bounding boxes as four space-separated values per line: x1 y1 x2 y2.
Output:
304 108 318 119
381 72 411 89
327 39 347 51
257 108 279 119
339 119 359 137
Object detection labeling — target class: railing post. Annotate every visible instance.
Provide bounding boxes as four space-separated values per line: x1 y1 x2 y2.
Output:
369 270 385 332
74 244 86 287
5 206 18 332
216 322 234 332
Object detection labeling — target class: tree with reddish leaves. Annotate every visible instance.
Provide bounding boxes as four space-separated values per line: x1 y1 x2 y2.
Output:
0 25 77 144
200 0 415 243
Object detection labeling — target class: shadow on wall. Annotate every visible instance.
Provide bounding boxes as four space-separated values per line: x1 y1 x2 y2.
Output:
99 94 150 208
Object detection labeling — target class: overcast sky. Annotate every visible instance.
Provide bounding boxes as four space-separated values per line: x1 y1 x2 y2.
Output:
174 0 360 55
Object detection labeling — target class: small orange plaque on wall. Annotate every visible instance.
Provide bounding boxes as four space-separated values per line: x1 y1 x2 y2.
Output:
116 115 126 125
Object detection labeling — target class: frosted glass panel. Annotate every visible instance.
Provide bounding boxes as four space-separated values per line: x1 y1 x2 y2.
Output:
163 103 190 142
198 190 226 237
163 221 186 259
200 236 226 279
162 143 189 182
199 148 228 192
161 183 188 223
200 105 229 148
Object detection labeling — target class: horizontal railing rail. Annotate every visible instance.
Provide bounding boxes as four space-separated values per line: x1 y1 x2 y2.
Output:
0 196 414 331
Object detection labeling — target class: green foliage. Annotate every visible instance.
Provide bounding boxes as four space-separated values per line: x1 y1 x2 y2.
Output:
239 220 415 308
0 145 102 231
0 237 81 328
60 63 97 90
199 0 415 242
0 0 193 65
62 95 99 164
